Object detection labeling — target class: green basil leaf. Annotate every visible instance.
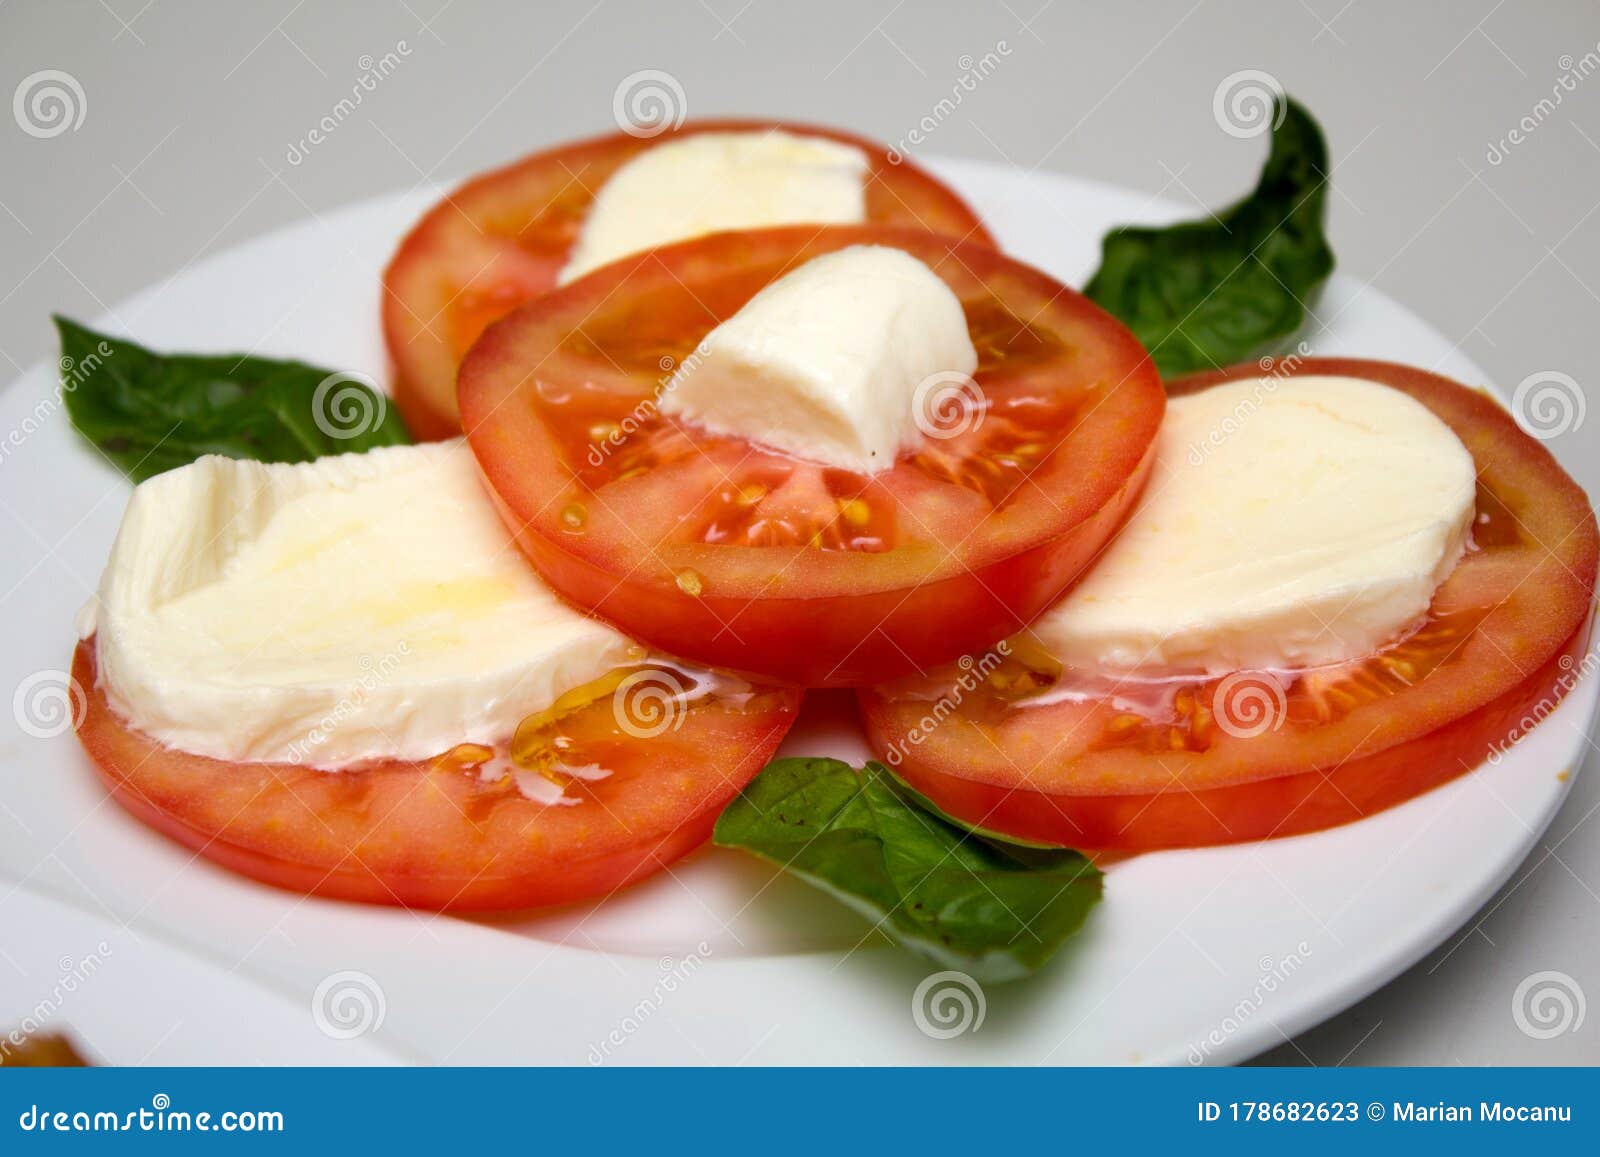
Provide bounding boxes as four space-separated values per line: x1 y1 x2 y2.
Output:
713 757 1103 982
56 316 410 481
1085 97 1335 377
881 764 1067 851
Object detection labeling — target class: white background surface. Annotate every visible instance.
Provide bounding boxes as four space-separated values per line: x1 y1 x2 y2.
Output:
0 0 1597 1065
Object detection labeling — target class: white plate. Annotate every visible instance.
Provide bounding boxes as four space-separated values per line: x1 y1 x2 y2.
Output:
0 884 404 1064
0 158 1593 1066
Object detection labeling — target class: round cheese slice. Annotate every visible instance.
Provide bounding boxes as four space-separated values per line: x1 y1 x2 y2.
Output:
83 440 638 766
1032 374 1478 674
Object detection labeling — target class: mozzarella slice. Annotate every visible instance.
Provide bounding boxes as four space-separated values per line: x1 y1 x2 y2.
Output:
558 130 870 284
1032 375 1478 674
83 441 639 766
661 244 978 473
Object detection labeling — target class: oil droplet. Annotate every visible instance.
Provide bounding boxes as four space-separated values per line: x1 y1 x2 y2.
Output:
560 503 587 532
435 742 495 773
675 568 704 597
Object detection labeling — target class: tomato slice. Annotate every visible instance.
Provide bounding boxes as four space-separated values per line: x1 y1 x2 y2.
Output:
859 358 1599 849
459 224 1164 687
383 119 996 440
73 640 800 910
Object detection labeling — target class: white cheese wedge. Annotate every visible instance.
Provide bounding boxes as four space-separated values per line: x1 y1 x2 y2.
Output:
661 244 978 473
558 129 870 284
82 441 638 767
1033 375 1478 674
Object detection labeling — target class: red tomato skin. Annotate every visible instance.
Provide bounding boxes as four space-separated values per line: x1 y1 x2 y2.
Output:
382 119 996 440
72 641 800 911
857 358 1600 849
862 620 1590 850
484 442 1156 687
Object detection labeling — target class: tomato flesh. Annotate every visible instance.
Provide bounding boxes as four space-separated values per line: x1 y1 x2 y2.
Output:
73 641 800 910
460 225 1164 686
859 358 1599 849
383 119 997 440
